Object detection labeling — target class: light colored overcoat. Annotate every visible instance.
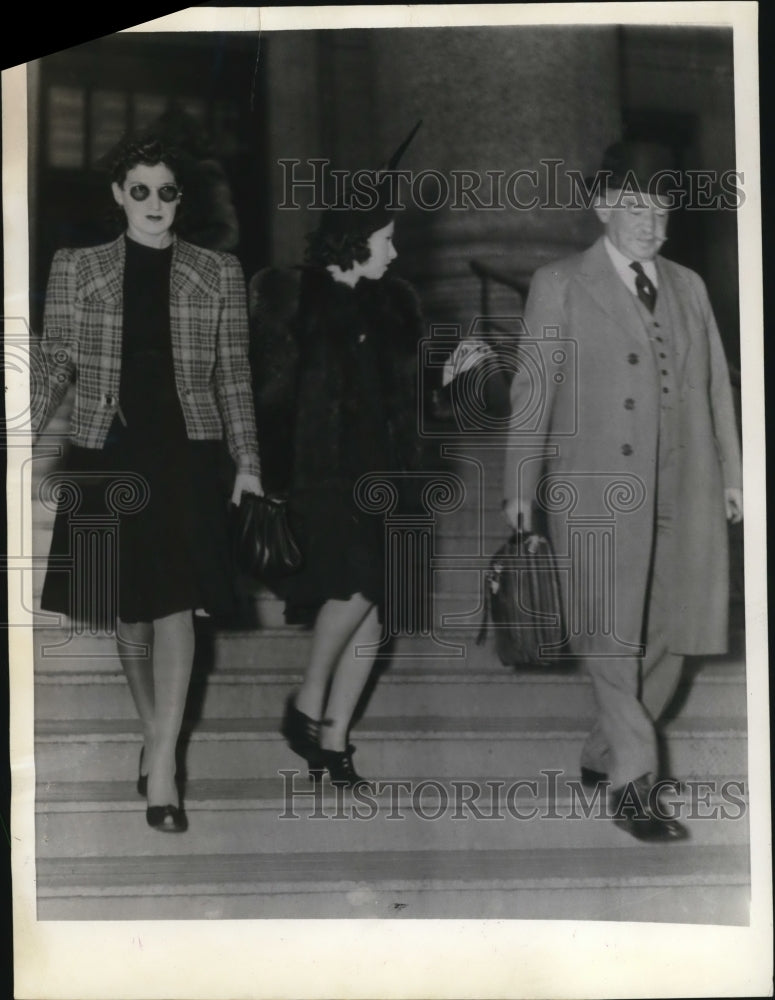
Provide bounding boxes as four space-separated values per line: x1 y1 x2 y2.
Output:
504 236 741 656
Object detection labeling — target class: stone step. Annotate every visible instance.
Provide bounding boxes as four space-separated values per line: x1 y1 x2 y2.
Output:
34 659 747 721
215 630 750 676
34 715 748 782
35 844 750 922
32 622 746 671
32 626 503 670
35 775 749 859
35 627 746 682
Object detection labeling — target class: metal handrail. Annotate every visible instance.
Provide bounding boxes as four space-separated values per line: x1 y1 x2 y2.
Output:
469 259 531 336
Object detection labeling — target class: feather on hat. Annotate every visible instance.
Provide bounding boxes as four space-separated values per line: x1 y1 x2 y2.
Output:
316 120 423 239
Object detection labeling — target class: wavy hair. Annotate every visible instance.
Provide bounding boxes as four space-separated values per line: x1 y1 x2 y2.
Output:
303 226 373 271
107 134 185 187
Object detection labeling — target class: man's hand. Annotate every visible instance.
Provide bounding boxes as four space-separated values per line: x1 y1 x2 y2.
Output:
232 472 263 505
502 497 533 533
724 487 743 524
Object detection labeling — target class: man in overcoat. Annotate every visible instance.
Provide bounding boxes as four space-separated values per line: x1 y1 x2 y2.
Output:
503 142 743 841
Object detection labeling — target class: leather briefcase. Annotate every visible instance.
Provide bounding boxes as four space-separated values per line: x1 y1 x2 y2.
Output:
478 531 566 668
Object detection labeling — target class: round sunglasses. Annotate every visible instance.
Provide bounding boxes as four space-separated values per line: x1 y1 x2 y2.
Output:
127 183 181 203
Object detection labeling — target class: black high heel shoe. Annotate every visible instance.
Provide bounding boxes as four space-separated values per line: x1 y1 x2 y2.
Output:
146 804 188 833
137 748 148 798
281 695 323 781
320 744 372 790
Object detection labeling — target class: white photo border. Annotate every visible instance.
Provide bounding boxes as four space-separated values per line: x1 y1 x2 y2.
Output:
6 4 771 998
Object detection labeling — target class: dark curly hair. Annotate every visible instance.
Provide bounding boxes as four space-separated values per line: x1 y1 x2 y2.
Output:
303 226 373 271
107 134 185 187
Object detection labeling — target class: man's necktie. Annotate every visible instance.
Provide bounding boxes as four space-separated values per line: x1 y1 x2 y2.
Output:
630 261 657 313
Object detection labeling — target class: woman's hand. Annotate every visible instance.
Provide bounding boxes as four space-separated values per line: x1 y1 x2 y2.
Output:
231 472 263 505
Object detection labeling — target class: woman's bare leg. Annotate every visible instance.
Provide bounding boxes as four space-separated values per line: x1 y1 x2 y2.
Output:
319 604 381 751
117 619 154 776
146 609 195 806
294 594 375 720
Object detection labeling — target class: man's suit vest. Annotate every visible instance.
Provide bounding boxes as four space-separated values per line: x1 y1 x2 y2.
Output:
631 287 679 503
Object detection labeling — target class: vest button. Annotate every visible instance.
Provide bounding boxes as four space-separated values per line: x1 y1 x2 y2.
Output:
663 387 670 394
624 398 635 410
628 353 639 364
621 444 633 456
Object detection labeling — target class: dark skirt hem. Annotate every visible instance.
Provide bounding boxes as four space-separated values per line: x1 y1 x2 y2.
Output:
40 439 235 629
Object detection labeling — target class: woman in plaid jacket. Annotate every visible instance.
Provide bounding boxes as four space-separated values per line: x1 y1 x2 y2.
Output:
35 134 261 833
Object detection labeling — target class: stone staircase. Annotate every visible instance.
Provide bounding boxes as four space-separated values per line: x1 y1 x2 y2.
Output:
31 409 750 923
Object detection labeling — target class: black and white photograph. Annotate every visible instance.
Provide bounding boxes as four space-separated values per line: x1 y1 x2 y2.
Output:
5 3 771 997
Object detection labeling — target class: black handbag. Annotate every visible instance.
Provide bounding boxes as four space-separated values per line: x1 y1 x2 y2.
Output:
477 531 565 668
230 492 303 583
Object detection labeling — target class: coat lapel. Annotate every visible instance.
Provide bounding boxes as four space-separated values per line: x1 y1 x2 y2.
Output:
79 235 125 303
171 238 216 297
168 238 221 391
577 237 652 347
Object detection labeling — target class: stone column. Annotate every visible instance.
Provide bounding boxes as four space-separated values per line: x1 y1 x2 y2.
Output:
262 25 623 315
367 24 623 326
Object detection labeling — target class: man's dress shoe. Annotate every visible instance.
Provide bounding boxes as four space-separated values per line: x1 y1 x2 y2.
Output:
580 766 608 790
611 774 689 842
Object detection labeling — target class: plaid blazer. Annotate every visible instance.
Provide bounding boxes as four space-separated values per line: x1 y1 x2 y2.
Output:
35 235 260 476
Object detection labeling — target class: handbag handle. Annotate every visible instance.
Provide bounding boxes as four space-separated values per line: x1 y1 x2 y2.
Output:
234 492 286 507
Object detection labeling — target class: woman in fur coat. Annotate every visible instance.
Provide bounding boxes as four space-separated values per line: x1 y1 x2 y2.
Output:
249 198 423 788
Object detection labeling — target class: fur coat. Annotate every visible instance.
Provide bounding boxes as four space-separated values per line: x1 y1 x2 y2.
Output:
248 265 424 495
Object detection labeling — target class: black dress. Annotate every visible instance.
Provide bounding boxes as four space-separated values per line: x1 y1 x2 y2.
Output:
282 278 396 625
41 236 235 626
